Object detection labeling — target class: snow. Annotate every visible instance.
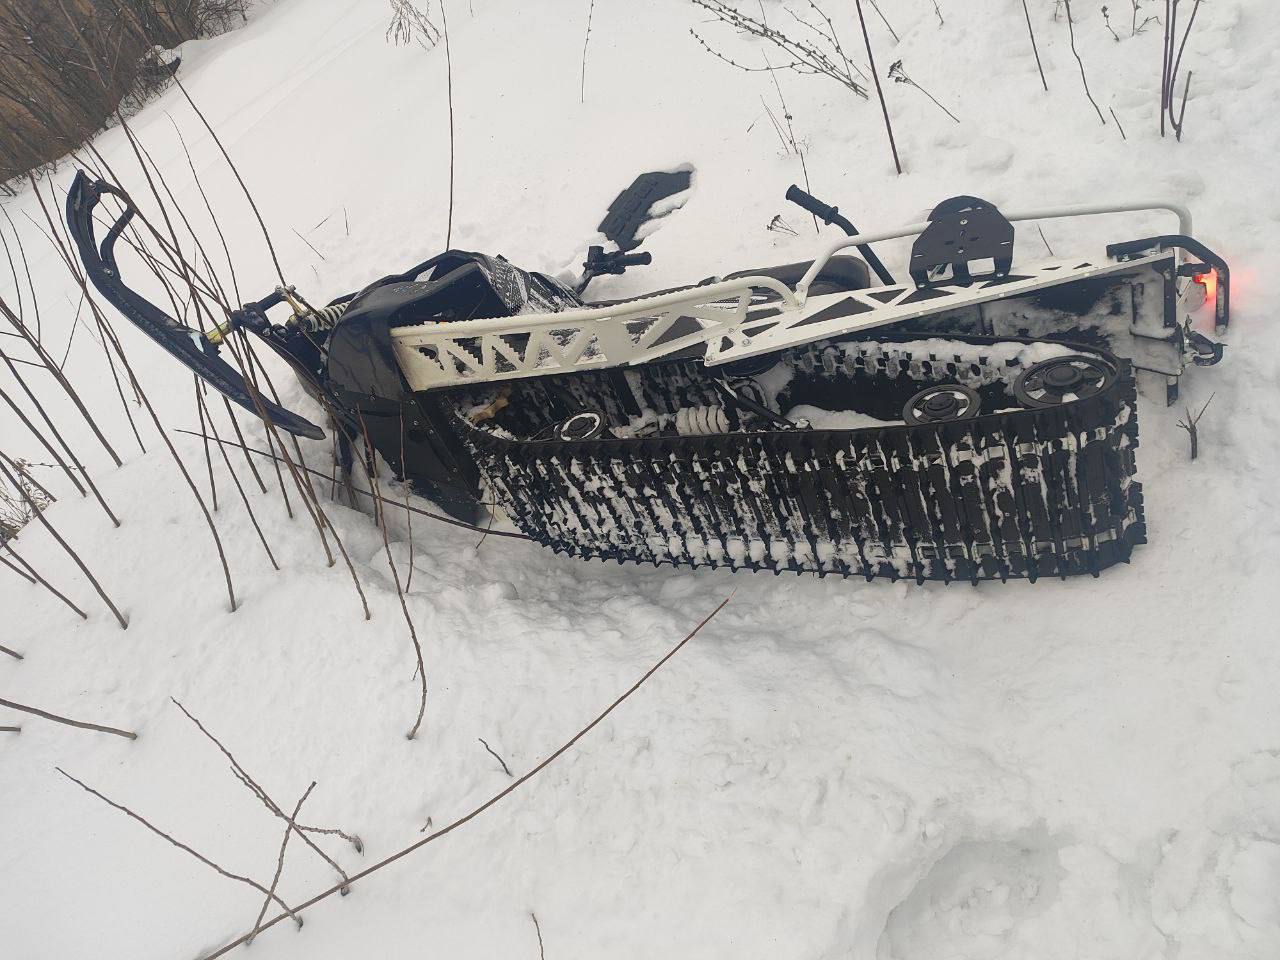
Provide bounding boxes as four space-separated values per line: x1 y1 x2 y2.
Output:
3 1 1280 958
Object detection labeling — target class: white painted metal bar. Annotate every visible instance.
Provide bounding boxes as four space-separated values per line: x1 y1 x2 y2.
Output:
794 200 1193 298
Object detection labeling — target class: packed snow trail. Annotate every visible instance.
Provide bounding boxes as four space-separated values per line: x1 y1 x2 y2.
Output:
2 1 1279 958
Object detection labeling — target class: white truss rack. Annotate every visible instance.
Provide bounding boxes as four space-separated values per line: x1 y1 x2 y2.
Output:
390 202 1189 392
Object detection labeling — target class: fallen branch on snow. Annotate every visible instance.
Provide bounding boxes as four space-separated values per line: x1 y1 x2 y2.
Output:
198 595 733 957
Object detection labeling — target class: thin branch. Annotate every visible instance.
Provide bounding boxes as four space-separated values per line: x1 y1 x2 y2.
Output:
442 0 456 248
171 697 361 871
0 642 24 660
0 457 127 628
249 782 315 943
354 412 427 739
1062 0 1107 123
0 697 135 739
479 737 513 777
56 767 303 927
866 0 899 42
1109 106 1128 139
201 595 734 957
854 0 902 174
175 428 531 541
532 912 546 960
1021 0 1049 91
580 0 596 103
1 543 89 620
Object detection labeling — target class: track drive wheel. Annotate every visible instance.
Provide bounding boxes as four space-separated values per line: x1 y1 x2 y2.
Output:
1013 355 1117 409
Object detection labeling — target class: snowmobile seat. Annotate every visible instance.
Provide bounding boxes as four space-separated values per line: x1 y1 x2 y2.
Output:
586 255 871 307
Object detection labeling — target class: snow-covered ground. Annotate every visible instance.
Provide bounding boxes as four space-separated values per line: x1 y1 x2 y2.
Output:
3 1 1279 957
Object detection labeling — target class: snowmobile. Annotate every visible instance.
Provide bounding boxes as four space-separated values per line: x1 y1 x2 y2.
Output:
65 169 1228 584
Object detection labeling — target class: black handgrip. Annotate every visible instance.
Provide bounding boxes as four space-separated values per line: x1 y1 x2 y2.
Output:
786 184 839 224
617 252 652 268
784 184 896 286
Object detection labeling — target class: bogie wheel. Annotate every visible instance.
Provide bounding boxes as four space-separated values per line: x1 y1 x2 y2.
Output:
1014 354 1117 409
902 384 982 425
554 409 607 442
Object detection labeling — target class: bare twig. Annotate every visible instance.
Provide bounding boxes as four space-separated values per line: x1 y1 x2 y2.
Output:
1 543 89 620
0 697 135 739
291 227 326 261
249 782 316 943
442 0 456 248
171 698 362 868
887 60 959 123
1102 5 1121 40
1037 225 1055 256
479 737 513 777
1020 0 1049 91
175 428 531 542
532 912 546 960
1109 106 1128 139
1062 0 1107 124
689 0 868 100
0 457 127 628
1176 391 1213 460
0 642 23 660
866 0 899 42
355 413 427 739
854 0 901 174
201 595 734 956
56 767 303 927
580 0 596 103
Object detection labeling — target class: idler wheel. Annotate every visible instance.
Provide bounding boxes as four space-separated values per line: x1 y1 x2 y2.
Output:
553 409 607 442
902 384 982 425
1013 354 1117 409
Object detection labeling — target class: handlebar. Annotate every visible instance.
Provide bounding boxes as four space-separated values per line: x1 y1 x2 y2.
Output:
785 185 896 285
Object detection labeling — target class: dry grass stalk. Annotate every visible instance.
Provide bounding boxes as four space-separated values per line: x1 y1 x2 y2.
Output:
56 766 304 927
690 0 869 100
201 595 734 956
532 912 546 959
479 737 513 777
0 210 124 466
1062 0 1107 124
386 0 440 48
854 0 902 174
249 782 316 943
171 697 362 871
1 697 135 738
177 428 531 542
354 413 427 738
1020 0 1049 91
1176 392 1213 460
0 456 127 628
1 541 89 620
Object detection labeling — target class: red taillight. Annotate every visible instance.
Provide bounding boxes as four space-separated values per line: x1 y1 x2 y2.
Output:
1194 268 1218 301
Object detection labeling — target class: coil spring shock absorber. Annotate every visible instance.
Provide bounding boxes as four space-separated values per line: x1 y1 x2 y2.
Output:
674 404 731 436
288 300 349 334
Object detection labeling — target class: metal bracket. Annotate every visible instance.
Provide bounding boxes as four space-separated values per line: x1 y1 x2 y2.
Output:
909 196 1014 289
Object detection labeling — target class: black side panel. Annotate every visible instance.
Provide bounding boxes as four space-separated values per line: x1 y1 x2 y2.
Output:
326 297 482 521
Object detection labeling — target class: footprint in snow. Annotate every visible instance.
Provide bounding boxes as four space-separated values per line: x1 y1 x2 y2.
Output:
877 826 1065 960
1149 750 1280 958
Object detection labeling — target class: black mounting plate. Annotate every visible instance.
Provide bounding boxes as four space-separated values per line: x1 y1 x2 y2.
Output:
909 195 1014 289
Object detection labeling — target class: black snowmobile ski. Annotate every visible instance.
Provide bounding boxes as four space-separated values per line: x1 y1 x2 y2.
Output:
66 174 327 440
67 170 1228 581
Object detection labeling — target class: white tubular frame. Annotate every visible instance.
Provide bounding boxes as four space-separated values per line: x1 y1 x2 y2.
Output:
795 200 1192 298
392 200 1192 391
